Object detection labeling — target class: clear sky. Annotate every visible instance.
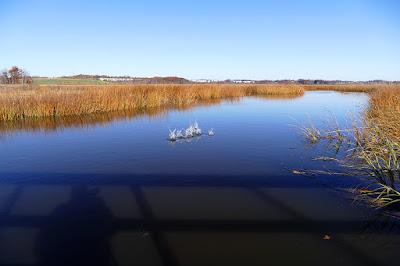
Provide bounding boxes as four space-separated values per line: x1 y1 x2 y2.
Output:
1 0 399 80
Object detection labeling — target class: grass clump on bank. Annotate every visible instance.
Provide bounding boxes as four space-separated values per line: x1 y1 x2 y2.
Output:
0 84 304 121
355 87 400 208
299 86 400 209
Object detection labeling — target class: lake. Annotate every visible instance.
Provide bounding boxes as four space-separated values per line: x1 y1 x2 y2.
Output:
0 91 399 266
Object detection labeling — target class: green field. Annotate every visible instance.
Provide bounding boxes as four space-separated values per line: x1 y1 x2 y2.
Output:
33 78 109 85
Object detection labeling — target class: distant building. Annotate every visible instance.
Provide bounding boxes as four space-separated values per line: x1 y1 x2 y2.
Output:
191 79 218 83
99 77 135 82
232 80 255 84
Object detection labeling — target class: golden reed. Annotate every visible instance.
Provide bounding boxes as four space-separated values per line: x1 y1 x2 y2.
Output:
0 84 304 121
1 83 398 123
303 84 393 93
367 86 400 141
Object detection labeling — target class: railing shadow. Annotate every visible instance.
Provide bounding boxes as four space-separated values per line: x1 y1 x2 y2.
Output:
0 172 399 266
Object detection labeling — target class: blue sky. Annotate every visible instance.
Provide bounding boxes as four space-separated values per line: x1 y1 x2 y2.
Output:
1 0 399 80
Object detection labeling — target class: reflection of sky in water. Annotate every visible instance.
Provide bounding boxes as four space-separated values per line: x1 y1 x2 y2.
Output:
0 91 368 177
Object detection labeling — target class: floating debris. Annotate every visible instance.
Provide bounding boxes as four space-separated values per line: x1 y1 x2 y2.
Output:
323 234 332 240
312 156 338 162
292 170 307 175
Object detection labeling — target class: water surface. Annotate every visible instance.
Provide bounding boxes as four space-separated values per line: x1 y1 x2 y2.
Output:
0 91 399 266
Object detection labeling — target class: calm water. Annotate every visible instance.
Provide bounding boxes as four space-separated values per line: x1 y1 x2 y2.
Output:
0 91 399 266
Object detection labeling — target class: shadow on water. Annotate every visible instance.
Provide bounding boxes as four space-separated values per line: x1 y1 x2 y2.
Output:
0 172 400 266
35 185 115 266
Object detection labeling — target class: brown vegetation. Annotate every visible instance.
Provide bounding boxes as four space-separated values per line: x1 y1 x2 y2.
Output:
303 84 385 93
367 87 400 141
0 84 304 121
358 87 400 207
1 83 399 122
0 99 230 134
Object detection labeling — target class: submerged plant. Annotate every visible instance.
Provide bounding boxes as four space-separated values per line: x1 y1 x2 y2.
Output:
351 127 400 189
299 124 321 144
357 183 400 208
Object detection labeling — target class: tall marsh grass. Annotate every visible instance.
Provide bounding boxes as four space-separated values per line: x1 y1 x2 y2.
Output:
0 100 230 136
303 84 381 93
0 84 304 121
367 87 400 141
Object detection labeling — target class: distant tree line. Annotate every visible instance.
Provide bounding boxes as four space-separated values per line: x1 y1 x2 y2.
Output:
0 66 32 84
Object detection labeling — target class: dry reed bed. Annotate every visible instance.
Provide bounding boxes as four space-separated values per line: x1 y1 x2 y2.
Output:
0 99 228 133
303 84 400 140
351 88 400 208
0 84 304 121
303 84 381 93
367 87 400 141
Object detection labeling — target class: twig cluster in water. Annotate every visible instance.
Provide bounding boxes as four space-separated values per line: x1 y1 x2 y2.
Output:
168 122 215 141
